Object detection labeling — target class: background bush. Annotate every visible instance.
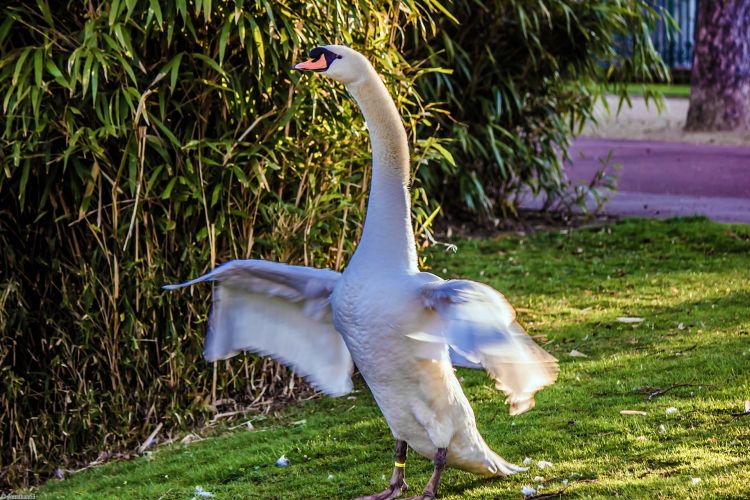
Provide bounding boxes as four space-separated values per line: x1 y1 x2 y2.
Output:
416 0 669 217
0 0 667 490
0 0 447 489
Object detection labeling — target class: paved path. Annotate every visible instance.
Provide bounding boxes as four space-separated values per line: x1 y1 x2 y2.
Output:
522 95 750 223
522 136 750 224
569 138 750 198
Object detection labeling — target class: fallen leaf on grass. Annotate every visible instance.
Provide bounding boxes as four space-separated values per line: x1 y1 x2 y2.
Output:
521 485 537 497
569 349 589 358
181 433 203 444
666 407 678 415
194 486 215 498
537 460 554 470
691 478 702 486
523 457 533 465
617 317 644 324
275 455 290 467
620 410 648 416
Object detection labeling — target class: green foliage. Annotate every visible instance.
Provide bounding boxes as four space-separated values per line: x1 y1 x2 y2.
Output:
622 82 690 98
415 0 670 216
0 0 450 489
0 0 673 490
34 218 750 499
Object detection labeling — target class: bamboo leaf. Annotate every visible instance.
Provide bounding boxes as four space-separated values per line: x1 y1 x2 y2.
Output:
203 0 212 21
12 47 33 86
81 55 93 97
248 18 265 65
210 183 222 207
91 62 99 102
36 0 54 26
168 52 183 91
0 15 15 45
33 49 44 87
424 0 459 24
150 115 181 148
108 0 121 26
18 160 30 207
162 176 178 199
176 0 186 19
430 142 455 166
192 52 227 77
149 0 163 29
218 21 231 65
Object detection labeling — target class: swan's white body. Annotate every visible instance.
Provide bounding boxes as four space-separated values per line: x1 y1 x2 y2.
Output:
168 45 558 480
334 269 505 473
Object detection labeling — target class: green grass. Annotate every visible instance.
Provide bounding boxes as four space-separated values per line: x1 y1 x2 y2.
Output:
622 83 691 98
35 218 750 499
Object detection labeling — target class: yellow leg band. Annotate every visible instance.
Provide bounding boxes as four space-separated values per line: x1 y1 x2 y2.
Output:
394 461 406 468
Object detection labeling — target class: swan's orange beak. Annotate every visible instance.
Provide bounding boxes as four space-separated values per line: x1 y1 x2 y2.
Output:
293 57 328 72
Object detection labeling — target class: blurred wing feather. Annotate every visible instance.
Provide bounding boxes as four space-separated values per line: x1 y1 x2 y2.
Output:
418 275 559 415
165 260 353 396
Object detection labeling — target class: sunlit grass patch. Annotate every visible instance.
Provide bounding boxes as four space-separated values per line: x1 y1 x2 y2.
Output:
35 218 750 499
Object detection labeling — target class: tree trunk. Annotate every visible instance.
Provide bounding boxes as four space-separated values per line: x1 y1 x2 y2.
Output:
685 1 750 132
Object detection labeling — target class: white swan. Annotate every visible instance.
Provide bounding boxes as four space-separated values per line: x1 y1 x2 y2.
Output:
167 45 558 499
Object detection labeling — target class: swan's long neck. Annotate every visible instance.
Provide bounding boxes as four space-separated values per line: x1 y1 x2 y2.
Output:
346 68 418 272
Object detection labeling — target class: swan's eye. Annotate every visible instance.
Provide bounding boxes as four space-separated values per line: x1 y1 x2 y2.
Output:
294 47 342 72
312 48 342 66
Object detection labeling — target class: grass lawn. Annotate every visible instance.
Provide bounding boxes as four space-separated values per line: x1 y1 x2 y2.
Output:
35 218 750 499
622 83 691 98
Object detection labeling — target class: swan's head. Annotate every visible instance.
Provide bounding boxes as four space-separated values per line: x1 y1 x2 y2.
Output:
293 45 370 85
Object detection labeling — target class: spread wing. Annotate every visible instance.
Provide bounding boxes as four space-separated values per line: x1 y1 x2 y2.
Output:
416 275 559 415
165 260 353 396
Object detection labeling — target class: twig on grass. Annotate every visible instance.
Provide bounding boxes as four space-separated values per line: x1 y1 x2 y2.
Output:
731 401 750 417
646 383 701 401
210 408 256 422
653 343 698 357
633 383 713 400
228 421 255 431
137 422 163 454
528 489 567 499
674 344 698 355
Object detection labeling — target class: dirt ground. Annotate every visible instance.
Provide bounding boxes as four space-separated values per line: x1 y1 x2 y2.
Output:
583 95 750 146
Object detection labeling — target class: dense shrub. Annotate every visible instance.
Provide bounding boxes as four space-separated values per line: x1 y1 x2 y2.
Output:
0 0 668 490
416 0 669 216
0 0 448 489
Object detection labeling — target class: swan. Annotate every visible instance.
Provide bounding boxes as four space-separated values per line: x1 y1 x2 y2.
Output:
166 45 558 499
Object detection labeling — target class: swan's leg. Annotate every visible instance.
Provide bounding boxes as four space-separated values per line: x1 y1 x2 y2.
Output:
404 448 447 500
354 440 409 500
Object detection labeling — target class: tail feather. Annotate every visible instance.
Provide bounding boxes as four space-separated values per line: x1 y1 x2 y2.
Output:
449 441 528 477
486 449 528 476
